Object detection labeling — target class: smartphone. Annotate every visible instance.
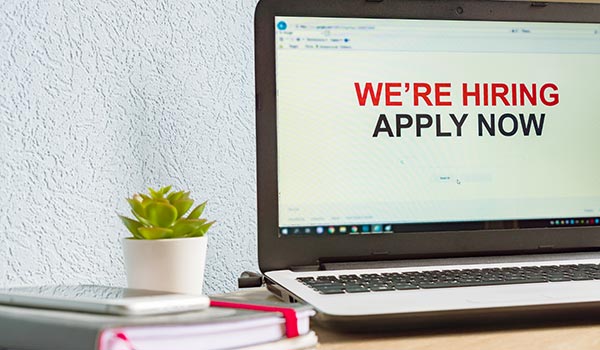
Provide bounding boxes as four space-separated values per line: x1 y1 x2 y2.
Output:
0 285 210 316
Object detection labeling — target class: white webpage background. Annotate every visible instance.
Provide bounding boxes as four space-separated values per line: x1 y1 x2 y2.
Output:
276 18 600 227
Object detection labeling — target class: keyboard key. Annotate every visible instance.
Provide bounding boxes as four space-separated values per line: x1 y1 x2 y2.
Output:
571 274 593 281
319 288 345 295
338 274 360 280
307 282 341 288
371 285 394 292
296 277 315 282
420 281 465 289
317 276 339 282
312 282 345 289
382 272 401 277
548 275 572 282
342 282 364 287
345 286 370 293
501 278 548 285
504 276 528 282
393 283 419 290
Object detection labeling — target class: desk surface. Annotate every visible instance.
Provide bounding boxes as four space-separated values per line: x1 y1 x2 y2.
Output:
313 322 600 350
222 288 600 350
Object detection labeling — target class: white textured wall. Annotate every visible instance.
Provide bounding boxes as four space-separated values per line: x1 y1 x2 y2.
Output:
0 0 259 294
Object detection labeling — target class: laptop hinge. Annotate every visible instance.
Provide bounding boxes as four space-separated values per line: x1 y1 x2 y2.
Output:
289 264 320 272
317 251 600 272
292 254 396 271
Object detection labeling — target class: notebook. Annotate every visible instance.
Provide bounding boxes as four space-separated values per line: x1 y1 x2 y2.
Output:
254 0 600 326
0 298 315 350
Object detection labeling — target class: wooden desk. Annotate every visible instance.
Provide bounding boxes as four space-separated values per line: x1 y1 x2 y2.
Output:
221 288 600 350
314 322 600 350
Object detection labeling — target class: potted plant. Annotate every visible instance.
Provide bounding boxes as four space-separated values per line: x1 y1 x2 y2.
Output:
118 186 214 295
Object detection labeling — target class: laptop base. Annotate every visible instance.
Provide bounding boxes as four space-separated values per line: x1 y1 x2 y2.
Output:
313 301 600 332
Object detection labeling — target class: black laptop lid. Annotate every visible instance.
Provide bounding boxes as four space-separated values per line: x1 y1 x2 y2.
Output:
255 0 600 272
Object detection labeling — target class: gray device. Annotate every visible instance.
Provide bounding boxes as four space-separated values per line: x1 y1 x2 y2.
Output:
255 0 600 328
0 285 210 316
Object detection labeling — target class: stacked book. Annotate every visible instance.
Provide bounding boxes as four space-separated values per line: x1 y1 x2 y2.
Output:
0 297 317 350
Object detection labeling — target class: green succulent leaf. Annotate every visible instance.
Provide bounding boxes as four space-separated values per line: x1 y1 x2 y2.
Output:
159 185 172 196
171 219 208 237
118 215 144 239
145 202 178 227
167 190 184 203
127 198 145 218
172 199 194 219
188 220 215 237
182 191 191 200
138 227 173 240
187 201 207 219
139 194 153 205
131 210 151 226
148 187 163 200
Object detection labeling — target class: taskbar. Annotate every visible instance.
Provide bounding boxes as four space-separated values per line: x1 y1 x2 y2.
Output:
279 217 600 237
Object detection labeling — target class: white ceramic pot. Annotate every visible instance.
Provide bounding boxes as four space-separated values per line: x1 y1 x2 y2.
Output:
123 236 208 295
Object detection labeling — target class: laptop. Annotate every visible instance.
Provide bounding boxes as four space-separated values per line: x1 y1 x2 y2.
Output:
254 0 600 327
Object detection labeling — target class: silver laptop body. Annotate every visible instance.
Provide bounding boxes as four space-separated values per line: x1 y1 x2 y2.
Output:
255 0 600 326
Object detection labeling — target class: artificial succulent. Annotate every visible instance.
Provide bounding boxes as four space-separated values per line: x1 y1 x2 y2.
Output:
119 186 214 239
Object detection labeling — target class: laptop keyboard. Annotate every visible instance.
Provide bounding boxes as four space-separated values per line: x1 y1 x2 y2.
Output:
296 263 600 294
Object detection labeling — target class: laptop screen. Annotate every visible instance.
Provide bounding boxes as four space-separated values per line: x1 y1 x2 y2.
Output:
274 16 600 237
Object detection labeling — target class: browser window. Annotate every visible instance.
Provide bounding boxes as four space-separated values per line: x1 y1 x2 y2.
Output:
274 16 600 236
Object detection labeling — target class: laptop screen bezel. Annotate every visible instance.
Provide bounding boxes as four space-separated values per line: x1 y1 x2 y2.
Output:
255 0 600 272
